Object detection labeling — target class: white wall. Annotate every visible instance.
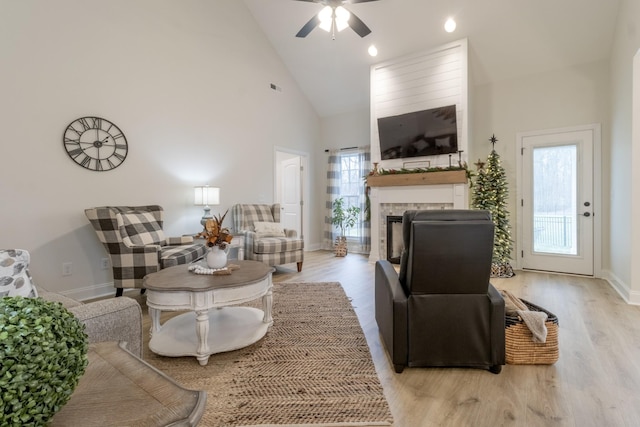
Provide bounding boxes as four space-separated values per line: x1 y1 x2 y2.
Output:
472 60 611 266
609 0 640 302
0 0 319 297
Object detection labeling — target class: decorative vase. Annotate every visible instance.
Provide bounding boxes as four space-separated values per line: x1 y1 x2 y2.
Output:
206 245 229 269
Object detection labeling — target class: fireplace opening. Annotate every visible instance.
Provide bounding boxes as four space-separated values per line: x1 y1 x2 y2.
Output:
386 216 403 264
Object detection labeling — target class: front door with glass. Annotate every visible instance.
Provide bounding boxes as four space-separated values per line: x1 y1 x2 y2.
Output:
519 127 595 276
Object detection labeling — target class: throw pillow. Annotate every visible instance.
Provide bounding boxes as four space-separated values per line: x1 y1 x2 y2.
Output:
0 249 38 298
253 221 286 237
116 212 166 246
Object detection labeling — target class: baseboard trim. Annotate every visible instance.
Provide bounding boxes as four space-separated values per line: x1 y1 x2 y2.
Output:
305 243 322 251
602 269 640 305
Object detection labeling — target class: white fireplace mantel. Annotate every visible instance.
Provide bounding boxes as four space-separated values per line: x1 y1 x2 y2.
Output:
368 183 469 263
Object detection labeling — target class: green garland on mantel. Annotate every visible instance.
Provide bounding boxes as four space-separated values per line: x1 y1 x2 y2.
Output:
365 163 475 182
362 163 475 222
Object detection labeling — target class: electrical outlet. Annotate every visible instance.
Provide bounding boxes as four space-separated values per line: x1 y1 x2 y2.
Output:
62 262 72 276
100 258 110 270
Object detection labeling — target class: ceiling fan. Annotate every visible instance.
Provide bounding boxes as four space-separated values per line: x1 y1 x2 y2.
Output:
294 0 380 39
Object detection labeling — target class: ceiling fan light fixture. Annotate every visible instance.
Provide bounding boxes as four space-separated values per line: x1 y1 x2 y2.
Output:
318 6 333 32
295 0 375 39
335 6 351 32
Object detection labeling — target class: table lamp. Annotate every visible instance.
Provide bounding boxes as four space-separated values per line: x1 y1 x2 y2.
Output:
194 185 220 226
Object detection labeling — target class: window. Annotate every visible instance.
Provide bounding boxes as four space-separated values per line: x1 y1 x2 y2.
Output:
339 153 365 238
324 147 371 253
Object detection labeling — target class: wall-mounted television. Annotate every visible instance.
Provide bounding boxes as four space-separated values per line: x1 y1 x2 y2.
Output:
377 105 458 160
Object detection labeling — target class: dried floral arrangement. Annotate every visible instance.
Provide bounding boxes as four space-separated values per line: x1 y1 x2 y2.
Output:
195 210 233 248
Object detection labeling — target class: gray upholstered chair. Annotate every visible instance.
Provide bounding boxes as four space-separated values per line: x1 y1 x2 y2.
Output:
85 205 207 297
0 249 143 357
375 210 505 374
231 203 304 272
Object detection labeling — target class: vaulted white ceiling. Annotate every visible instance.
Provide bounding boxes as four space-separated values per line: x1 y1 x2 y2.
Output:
243 0 620 118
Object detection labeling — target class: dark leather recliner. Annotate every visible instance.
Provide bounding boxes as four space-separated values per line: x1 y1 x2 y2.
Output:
375 209 505 374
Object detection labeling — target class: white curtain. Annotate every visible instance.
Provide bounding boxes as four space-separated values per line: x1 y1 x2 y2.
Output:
323 146 371 254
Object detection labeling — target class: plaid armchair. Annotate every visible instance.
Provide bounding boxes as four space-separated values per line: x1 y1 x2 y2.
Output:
231 204 303 272
85 205 207 296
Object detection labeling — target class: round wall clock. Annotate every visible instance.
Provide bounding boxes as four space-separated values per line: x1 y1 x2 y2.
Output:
63 116 128 171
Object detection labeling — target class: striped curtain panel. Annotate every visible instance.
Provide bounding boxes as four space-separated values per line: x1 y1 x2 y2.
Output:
323 147 371 254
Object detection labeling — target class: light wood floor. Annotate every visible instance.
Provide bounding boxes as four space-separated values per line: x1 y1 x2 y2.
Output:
134 251 640 427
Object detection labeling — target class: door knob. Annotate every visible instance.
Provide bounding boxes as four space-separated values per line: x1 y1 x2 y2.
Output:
583 212 591 217
584 201 591 207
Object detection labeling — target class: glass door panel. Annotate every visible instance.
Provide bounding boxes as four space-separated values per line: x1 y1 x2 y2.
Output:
533 145 577 255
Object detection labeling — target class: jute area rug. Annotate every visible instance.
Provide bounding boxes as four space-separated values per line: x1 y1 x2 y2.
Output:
143 282 394 427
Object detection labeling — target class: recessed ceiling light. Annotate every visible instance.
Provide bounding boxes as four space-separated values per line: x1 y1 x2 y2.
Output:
444 18 456 33
368 45 378 57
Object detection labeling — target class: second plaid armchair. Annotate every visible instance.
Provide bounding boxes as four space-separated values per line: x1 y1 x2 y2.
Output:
231 203 304 272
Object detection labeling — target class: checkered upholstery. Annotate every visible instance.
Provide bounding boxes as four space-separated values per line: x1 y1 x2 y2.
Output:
231 204 304 271
116 212 166 246
85 205 207 291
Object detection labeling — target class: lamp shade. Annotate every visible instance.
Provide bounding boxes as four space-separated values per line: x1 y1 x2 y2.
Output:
194 186 220 206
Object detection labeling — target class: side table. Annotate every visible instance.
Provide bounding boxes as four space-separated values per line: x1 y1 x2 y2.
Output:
50 341 206 426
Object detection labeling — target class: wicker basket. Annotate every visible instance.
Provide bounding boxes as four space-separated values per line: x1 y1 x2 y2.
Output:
505 299 559 365
334 236 347 257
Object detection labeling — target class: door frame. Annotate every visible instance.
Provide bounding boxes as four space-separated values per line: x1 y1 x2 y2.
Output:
516 124 602 277
274 146 309 248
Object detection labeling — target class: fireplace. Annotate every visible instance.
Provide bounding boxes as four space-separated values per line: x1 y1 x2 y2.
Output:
386 216 403 264
367 179 469 263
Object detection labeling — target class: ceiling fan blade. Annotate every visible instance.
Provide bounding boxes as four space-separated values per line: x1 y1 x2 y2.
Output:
348 0 380 3
348 11 371 37
296 15 321 38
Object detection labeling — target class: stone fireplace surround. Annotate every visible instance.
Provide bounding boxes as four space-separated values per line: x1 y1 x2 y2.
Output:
368 183 469 263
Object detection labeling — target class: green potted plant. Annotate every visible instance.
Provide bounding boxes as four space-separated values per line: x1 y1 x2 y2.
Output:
0 296 89 426
331 197 361 257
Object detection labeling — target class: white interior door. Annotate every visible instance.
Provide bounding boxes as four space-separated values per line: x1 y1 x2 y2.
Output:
519 127 596 275
280 156 301 236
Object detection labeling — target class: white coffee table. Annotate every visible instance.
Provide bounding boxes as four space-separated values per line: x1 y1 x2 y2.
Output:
143 260 274 366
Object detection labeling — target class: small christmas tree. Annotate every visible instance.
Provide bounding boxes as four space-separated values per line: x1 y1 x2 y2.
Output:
472 135 515 278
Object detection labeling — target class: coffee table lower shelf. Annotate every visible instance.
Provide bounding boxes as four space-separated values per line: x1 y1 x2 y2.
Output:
149 307 270 364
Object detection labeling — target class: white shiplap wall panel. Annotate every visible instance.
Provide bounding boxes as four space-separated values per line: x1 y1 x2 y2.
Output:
374 72 462 103
375 80 461 111
370 39 468 169
373 47 459 78
374 58 461 88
